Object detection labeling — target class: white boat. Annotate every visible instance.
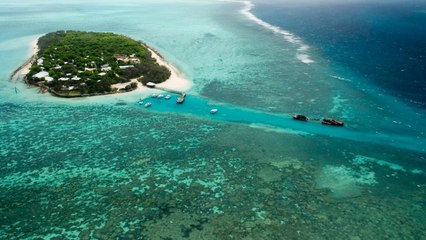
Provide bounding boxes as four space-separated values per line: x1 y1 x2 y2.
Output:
157 94 164 99
145 102 152 108
165 95 171 100
210 109 218 114
151 93 157 98
138 101 143 105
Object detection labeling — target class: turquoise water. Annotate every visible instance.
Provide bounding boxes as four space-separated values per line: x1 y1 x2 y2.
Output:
1 0 425 238
139 95 426 152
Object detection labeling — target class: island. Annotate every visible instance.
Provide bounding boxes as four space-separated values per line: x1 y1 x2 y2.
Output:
23 31 172 97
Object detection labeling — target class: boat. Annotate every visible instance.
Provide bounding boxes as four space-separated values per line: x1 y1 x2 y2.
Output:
165 95 171 100
176 93 186 104
138 101 143 105
176 97 184 104
157 94 164 99
293 114 308 121
210 109 218 114
322 118 344 126
144 102 152 108
151 93 157 98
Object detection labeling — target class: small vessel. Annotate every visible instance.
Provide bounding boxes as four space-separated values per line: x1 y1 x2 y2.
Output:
138 101 143 105
176 93 186 104
151 93 157 98
293 114 308 121
322 118 344 126
144 102 152 108
210 109 218 114
165 95 171 100
157 94 164 99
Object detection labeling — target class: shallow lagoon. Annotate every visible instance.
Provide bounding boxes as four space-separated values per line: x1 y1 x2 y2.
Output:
0 0 425 238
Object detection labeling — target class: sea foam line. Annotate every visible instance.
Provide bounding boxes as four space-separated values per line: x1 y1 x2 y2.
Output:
230 0 314 64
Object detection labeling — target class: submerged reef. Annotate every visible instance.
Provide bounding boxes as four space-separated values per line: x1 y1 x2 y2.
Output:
0 103 425 239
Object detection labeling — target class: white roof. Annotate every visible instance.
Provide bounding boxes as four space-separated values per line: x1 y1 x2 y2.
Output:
119 65 134 69
146 82 156 87
33 71 49 79
98 72 106 76
45 77 54 82
71 76 81 81
58 77 69 81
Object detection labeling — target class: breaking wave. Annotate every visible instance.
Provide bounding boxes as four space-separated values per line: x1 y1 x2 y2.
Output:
236 0 315 64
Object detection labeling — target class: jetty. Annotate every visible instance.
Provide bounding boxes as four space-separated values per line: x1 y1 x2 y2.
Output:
155 86 184 95
153 85 187 104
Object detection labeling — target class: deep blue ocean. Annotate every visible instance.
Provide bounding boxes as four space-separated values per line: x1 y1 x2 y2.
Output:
253 0 426 108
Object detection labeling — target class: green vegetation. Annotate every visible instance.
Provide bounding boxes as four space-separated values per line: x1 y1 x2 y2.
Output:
26 31 171 96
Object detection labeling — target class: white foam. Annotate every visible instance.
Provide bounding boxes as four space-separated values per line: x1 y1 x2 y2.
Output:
227 0 315 64
296 54 314 64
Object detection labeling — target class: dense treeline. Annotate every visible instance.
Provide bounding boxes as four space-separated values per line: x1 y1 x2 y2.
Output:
26 31 170 96
121 62 171 85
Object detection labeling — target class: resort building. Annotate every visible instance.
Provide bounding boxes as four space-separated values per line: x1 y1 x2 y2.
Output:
119 65 134 69
33 71 49 79
45 77 54 82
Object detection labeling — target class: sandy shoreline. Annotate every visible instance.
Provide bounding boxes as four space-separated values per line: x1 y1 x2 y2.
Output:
14 37 192 98
148 48 193 92
10 39 39 80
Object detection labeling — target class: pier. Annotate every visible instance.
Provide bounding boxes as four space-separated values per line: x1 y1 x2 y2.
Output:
155 86 184 95
154 86 187 104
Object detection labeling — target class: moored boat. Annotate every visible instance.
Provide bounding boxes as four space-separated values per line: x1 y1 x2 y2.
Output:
321 118 344 126
176 97 184 104
176 93 186 104
165 95 171 100
144 102 152 108
293 114 308 121
151 93 157 98
210 109 218 114
157 94 164 99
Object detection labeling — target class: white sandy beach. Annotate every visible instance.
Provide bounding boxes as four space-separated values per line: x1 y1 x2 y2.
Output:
12 39 39 78
15 37 192 99
149 48 193 92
